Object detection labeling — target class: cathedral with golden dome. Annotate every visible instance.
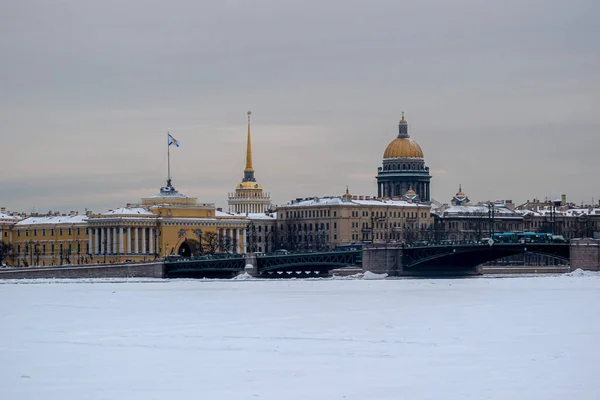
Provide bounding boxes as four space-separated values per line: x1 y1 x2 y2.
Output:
376 113 431 201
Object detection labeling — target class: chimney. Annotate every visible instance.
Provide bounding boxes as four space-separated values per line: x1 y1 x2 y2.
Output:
561 194 567 206
1 207 5 214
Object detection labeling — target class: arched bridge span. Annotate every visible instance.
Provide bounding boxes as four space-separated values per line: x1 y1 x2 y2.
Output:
401 243 569 275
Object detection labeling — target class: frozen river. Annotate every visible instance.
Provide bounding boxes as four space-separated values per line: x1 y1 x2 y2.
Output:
1 274 599 399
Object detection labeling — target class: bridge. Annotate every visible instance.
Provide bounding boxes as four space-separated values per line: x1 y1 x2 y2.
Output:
164 242 570 278
164 250 361 278
363 242 570 276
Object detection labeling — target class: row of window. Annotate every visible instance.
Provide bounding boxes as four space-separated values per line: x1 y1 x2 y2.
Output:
287 209 430 220
17 242 89 255
382 163 426 171
286 222 333 232
286 209 336 219
16 228 88 238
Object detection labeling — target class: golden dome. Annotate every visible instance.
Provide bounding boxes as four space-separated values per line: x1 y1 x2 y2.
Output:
238 182 262 189
342 186 352 200
383 138 424 159
406 186 416 196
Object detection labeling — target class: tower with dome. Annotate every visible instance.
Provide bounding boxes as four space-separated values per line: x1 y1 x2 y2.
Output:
376 113 431 202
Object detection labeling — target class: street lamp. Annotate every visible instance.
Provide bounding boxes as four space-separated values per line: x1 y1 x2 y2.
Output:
488 202 496 238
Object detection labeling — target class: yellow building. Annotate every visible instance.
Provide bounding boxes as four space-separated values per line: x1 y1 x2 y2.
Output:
10 213 89 267
3 180 249 267
86 181 248 264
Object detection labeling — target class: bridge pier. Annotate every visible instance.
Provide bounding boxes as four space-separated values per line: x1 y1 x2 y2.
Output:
244 253 258 277
362 244 404 276
570 238 600 271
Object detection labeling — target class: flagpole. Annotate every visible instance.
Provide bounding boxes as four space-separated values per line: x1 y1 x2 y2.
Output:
167 131 171 185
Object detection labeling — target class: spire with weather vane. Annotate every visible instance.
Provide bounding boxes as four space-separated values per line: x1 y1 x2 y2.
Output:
243 111 256 182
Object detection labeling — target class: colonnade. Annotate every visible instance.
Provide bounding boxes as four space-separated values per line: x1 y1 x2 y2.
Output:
216 227 246 253
89 226 156 255
237 203 266 214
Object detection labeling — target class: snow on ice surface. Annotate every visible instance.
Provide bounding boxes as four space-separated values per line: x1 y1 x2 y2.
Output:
1 276 600 400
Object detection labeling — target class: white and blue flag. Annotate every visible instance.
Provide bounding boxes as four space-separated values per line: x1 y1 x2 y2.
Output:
168 133 180 147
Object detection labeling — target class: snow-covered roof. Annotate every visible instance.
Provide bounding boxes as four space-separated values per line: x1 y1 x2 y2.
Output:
102 207 153 216
515 209 538 216
515 207 600 217
218 211 277 220
437 205 521 218
284 197 429 208
15 215 88 226
0 212 18 221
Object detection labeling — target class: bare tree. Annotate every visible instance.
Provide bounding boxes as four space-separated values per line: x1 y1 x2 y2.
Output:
220 236 232 253
0 242 13 265
203 232 219 255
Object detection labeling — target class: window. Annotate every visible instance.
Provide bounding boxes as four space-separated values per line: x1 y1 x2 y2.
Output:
3 232 6 237
334 222 337 229
68 228 72 235
26 231 29 237
333 211 337 217
59 229 63 236
77 228 80 235
51 229 54 236
42 229 46 236
33 229 37 236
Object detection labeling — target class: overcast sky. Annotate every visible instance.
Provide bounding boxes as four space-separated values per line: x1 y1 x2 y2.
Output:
1 0 598 213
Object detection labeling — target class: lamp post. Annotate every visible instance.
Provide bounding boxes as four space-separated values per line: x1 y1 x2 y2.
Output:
488 202 495 238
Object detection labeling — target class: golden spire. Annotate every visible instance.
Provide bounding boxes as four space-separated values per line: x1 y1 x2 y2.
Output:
245 111 253 172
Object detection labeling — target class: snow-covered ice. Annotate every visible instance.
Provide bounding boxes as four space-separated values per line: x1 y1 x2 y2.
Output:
1 275 599 400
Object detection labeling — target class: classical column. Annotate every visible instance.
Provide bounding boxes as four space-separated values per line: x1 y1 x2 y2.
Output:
100 228 105 254
219 228 223 252
119 227 124 254
113 227 117 255
149 228 154 254
142 227 147 254
127 227 131 254
134 228 139 254
229 228 234 253
94 228 99 255
108 228 113 253
234 228 239 253
88 229 93 256
242 228 247 254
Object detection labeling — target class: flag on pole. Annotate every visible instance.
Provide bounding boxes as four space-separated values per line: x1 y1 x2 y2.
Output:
168 133 180 147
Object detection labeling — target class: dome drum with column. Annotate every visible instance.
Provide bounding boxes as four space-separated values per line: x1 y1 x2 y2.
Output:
376 113 431 202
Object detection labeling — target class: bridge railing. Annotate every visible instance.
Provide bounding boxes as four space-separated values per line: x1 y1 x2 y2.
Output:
165 253 245 264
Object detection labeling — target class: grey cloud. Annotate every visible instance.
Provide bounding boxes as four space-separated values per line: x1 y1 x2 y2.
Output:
1 0 599 212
